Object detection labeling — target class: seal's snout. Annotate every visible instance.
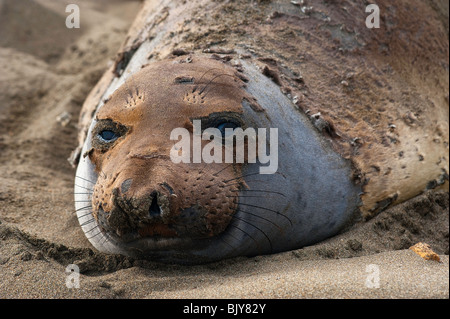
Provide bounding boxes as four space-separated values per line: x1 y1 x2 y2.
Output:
91 172 180 240
118 179 166 218
92 162 241 244
116 184 173 222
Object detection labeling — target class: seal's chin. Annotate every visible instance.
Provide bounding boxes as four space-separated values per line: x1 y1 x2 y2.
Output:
137 223 178 238
96 206 176 241
102 224 219 262
121 236 196 253
95 205 226 255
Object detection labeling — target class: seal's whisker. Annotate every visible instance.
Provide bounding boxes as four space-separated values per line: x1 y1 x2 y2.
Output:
77 210 94 219
212 163 234 177
99 233 111 247
124 79 134 103
83 223 100 234
51 191 92 197
80 218 96 227
236 202 293 226
217 234 236 251
72 205 92 214
241 189 286 197
205 172 262 190
221 223 242 245
130 72 139 97
218 180 264 189
75 205 93 217
192 68 222 93
232 215 273 252
223 173 261 184
74 183 94 192
237 209 283 232
99 170 107 179
86 230 103 240
226 195 267 199
227 223 261 251
220 182 286 198
200 73 237 97
75 175 96 185
198 73 235 94
197 162 209 175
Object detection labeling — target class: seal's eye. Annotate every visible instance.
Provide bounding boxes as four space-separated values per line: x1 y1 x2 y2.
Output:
92 119 129 151
98 130 118 142
216 122 239 137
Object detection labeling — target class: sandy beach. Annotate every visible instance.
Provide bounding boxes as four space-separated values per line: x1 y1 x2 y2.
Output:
0 0 448 299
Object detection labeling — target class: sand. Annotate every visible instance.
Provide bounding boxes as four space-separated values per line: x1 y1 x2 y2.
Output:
0 0 448 299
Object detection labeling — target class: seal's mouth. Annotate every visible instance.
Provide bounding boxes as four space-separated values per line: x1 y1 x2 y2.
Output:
122 236 195 253
96 206 177 240
95 197 236 253
95 204 215 255
137 221 178 238
135 195 178 238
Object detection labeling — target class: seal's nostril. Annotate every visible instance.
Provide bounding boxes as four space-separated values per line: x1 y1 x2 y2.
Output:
149 192 161 217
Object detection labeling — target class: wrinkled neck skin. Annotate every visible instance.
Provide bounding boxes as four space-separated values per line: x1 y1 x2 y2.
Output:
75 56 361 264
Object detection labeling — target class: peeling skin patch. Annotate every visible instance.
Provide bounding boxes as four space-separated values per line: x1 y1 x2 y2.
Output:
262 65 282 86
321 24 364 51
242 97 264 113
309 112 340 138
174 76 195 84
172 48 190 56
114 42 142 77
426 170 449 190
368 193 399 219
203 47 236 54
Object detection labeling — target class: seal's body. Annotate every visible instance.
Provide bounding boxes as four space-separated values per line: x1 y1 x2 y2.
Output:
72 0 448 263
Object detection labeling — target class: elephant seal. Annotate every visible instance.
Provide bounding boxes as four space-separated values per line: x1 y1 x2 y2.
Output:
72 0 448 263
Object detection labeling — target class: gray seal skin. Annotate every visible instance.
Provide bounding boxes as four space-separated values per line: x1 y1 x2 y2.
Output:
74 56 361 264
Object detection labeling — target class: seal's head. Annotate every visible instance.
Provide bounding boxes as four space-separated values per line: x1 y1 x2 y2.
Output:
85 57 257 259
75 56 361 263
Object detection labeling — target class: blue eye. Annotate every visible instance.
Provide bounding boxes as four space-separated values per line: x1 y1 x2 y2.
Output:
216 122 239 136
98 130 118 142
